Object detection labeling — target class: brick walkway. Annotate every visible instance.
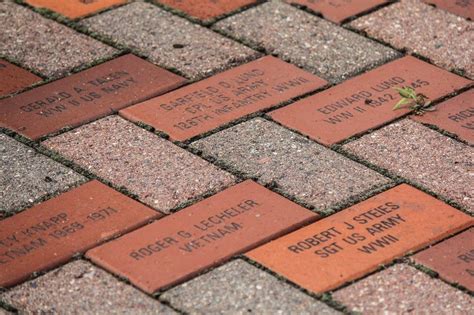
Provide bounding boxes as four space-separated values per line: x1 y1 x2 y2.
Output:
0 0 473 314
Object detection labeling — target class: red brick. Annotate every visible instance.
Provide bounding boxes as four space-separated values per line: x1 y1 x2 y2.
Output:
25 0 127 19
0 54 186 140
412 90 473 144
120 56 327 141
0 180 160 288
246 184 473 293
86 180 317 293
413 227 474 290
0 60 41 97
155 0 257 21
287 0 387 24
423 0 474 20
270 56 471 145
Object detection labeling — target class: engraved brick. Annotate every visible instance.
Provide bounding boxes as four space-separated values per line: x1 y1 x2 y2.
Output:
0 54 186 140
0 180 160 288
121 56 327 141
86 180 317 293
412 90 474 145
246 184 473 293
413 227 474 291
270 56 471 145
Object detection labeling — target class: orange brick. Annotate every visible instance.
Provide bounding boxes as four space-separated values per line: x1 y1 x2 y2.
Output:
25 0 127 19
246 184 473 293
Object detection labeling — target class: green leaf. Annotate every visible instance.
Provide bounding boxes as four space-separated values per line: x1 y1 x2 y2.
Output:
395 87 416 99
393 98 411 110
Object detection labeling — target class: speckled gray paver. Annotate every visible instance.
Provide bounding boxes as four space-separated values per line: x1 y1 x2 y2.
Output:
161 259 338 315
0 134 85 217
333 264 474 314
212 1 399 83
0 308 10 315
343 119 473 213
191 118 390 213
0 1 116 79
42 116 236 213
1 260 176 314
349 0 474 79
81 2 259 80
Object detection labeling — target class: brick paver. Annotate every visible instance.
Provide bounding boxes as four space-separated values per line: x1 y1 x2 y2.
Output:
0 1 116 79
423 0 474 19
0 180 159 288
121 56 327 141
213 1 399 83
87 180 316 293
0 134 85 217
0 59 41 97
413 227 474 290
25 0 127 19
1 260 176 314
43 116 235 213
287 0 388 24
349 0 474 79
192 118 390 212
412 89 474 144
332 264 474 313
155 0 258 22
82 2 259 81
161 259 338 315
0 54 186 140
246 184 473 293
270 56 471 145
344 119 473 212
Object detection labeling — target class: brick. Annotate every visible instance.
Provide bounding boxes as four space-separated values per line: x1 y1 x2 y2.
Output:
349 0 474 79
423 0 474 20
191 118 391 213
333 264 473 313
0 54 186 140
413 227 474 290
343 119 473 212
287 0 387 24
0 59 41 97
412 90 474 145
1 260 176 314
25 0 127 19
82 2 259 81
0 2 116 79
0 134 85 217
161 259 338 315
86 180 317 294
213 1 399 83
121 56 327 141
155 0 257 21
0 180 159 288
270 56 471 146
246 184 473 293
43 116 235 214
